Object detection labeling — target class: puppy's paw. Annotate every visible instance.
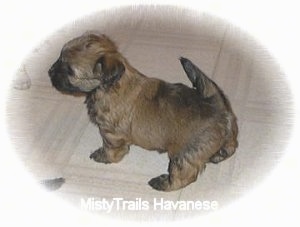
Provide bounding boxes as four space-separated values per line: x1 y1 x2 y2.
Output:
148 174 170 191
89 148 111 164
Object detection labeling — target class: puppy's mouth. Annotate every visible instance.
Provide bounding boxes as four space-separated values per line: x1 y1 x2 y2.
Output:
50 75 82 93
48 61 83 94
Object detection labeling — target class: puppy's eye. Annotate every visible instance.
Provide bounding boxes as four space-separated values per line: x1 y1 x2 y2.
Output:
85 42 93 49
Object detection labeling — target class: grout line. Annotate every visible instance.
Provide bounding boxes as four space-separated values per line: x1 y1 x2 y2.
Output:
173 188 187 219
211 25 229 79
175 189 184 208
119 16 145 54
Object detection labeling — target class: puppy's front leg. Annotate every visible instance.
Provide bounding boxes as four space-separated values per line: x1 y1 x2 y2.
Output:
90 133 129 164
90 146 129 164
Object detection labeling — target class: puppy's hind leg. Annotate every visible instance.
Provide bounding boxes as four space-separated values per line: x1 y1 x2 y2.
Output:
210 117 238 164
209 148 231 164
148 153 206 192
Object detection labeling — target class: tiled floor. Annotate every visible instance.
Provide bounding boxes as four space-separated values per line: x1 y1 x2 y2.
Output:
6 6 292 221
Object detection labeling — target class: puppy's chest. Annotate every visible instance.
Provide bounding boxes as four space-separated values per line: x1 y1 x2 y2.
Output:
85 92 131 129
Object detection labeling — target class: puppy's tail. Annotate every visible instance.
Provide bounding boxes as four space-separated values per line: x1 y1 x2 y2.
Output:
180 57 238 162
179 57 231 111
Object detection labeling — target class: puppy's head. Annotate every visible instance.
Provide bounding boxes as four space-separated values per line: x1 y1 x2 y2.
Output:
48 33 125 93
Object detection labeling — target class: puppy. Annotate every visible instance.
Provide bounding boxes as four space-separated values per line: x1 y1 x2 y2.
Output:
48 33 238 191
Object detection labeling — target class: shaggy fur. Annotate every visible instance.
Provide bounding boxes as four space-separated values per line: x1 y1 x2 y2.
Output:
48 33 238 191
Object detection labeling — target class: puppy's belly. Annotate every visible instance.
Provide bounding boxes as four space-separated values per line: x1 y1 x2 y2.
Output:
130 114 226 157
131 131 169 153
130 121 186 154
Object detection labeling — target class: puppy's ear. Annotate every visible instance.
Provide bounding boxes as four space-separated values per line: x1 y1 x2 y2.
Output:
94 55 125 90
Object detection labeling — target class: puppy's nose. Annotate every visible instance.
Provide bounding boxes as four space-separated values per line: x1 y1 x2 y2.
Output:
48 66 55 78
48 59 60 78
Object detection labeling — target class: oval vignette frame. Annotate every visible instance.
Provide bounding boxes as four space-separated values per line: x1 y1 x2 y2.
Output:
6 5 294 220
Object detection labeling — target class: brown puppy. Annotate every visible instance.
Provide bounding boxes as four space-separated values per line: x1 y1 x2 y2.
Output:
48 33 238 191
